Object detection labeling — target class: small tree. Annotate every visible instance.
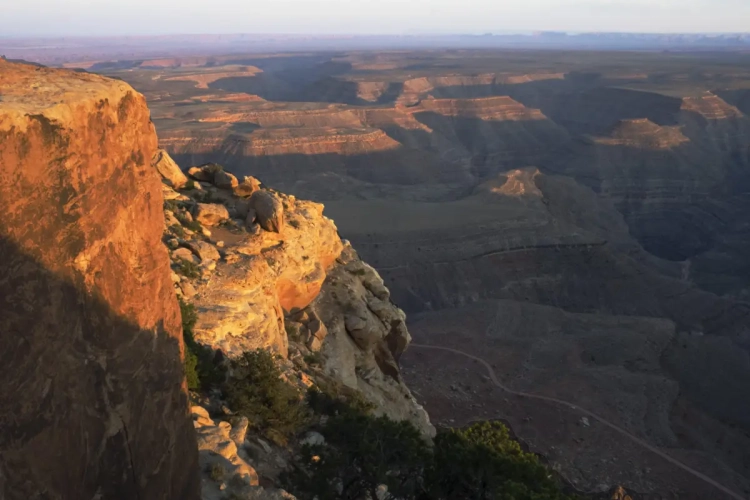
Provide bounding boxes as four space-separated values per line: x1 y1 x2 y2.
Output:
428 421 575 500
284 409 430 500
223 349 309 443
180 299 224 391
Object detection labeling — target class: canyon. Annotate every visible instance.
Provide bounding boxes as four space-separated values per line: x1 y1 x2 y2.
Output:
3 43 750 499
88 49 750 499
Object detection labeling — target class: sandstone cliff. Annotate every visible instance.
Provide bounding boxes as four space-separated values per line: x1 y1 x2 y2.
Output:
161 162 433 437
158 159 433 497
0 60 199 498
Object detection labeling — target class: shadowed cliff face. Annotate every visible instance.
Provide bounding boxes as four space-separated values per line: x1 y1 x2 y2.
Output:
0 60 199 499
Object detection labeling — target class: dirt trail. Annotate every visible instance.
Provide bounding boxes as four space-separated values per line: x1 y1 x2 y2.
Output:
410 343 747 500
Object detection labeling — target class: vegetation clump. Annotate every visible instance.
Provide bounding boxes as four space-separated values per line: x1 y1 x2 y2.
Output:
284 395 577 500
176 258 200 279
174 211 203 233
222 349 309 444
164 200 181 212
303 351 323 367
180 299 224 391
306 377 375 417
427 421 575 500
284 408 430 500
209 462 226 482
169 224 186 238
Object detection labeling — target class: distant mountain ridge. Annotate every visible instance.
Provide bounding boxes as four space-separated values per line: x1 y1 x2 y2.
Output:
3 32 750 66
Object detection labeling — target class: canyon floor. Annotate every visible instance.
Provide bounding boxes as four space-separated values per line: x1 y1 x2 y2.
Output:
67 49 750 498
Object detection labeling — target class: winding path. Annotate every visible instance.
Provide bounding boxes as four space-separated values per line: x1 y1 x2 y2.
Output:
410 343 747 500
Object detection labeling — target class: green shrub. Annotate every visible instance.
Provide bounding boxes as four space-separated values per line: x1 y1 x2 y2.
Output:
180 299 199 332
185 220 203 233
180 299 225 391
222 349 309 443
209 462 226 482
427 421 576 500
180 299 200 390
176 259 201 279
203 193 227 204
183 179 196 190
164 200 180 212
306 376 374 417
175 212 203 233
184 347 200 391
285 322 303 341
283 409 430 500
169 224 186 238
283 402 576 500
303 351 323 367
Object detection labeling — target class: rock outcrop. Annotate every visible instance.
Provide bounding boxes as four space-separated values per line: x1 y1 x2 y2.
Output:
153 148 189 189
0 60 199 499
251 190 284 233
161 163 434 436
308 246 433 433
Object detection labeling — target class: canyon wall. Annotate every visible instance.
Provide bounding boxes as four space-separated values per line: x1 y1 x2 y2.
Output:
0 60 199 499
99 51 750 496
162 164 434 436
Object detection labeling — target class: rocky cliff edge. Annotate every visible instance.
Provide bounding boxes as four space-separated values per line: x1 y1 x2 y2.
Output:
0 59 199 499
160 159 434 439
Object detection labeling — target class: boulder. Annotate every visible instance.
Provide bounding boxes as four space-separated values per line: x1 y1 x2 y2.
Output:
191 406 214 428
152 149 188 189
193 203 229 226
165 210 181 228
285 320 306 341
186 240 221 262
306 314 328 351
173 247 199 264
187 165 213 182
246 208 257 229
251 190 284 233
307 313 327 340
235 199 252 218
290 308 310 323
178 209 192 222
308 335 324 352
234 176 262 197
214 170 239 190
229 416 250 446
162 183 189 201
193 409 260 497
300 432 325 446
181 281 198 299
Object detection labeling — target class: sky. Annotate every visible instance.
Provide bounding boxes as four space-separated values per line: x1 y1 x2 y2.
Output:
2 0 750 37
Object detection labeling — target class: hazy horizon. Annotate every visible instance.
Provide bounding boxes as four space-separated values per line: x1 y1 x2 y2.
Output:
4 0 750 38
